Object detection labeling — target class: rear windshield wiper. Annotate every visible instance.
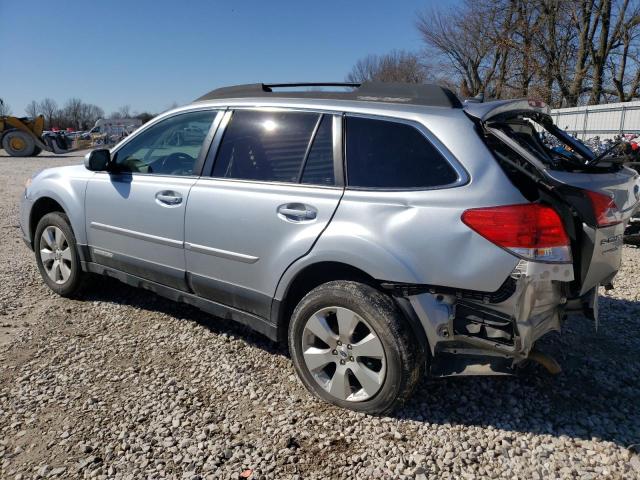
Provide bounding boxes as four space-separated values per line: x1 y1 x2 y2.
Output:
587 139 625 166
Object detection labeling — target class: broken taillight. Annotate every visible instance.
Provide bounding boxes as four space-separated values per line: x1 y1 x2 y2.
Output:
461 203 571 263
584 190 622 227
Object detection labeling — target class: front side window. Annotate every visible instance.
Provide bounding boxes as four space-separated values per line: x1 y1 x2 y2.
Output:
213 110 324 183
345 116 459 189
113 110 217 176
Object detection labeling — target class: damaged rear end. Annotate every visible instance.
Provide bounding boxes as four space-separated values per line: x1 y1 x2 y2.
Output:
405 99 640 376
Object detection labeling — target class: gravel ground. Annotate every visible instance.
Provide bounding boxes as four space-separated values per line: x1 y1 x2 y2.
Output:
1 151 639 480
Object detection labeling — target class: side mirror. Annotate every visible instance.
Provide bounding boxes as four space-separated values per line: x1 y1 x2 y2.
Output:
84 149 111 171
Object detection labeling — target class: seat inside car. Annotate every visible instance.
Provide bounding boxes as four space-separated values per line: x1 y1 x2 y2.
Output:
220 135 273 181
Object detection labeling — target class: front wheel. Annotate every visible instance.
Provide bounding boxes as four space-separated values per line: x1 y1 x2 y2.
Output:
34 212 86 297
288 280 424 414
2 130 36 157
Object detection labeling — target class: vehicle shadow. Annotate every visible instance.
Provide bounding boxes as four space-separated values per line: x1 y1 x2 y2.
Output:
395 294 640 449
81 279 639 448
79 276 286 357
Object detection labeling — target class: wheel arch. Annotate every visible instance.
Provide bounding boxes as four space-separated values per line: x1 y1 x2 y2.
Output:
29 197 67 244
271 259 430 357
28 190 85 247
272 261 378 343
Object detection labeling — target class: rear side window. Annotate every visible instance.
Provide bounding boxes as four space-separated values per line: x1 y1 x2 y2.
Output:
301 115 334 186
213 110 320 183
345 116 458 189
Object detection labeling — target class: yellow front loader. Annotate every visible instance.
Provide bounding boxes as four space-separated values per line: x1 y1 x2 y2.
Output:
0 99 74 157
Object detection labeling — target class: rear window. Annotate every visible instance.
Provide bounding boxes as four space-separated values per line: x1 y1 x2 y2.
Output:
345 116 458 189
213 110 319 183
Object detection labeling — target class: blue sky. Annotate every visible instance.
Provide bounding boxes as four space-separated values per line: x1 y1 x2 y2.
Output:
0 0 457 116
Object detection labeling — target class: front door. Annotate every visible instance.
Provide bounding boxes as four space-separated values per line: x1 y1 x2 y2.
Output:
185 109 343 317
85 110 219 291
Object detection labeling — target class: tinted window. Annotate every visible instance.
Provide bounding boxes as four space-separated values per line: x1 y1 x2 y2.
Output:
345 117 458 189
113 111 216 176
213 110 319 182
301 115 334 186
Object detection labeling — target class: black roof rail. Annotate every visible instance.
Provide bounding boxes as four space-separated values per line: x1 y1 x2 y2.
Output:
194 82 462 108
264 82 361 89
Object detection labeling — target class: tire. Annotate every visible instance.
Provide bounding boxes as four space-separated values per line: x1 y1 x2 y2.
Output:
32 146 42 156
288 280 424 414
2 130 36 157
624 222 640 246
34 212 86 297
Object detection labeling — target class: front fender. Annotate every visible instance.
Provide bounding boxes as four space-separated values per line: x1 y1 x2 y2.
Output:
25 165 92 245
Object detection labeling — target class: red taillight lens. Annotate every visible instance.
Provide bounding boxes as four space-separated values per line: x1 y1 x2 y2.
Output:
585 190 621 227
461 204 571 263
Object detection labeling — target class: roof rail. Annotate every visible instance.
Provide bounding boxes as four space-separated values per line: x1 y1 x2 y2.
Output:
264 82 360 90
194 82 462 108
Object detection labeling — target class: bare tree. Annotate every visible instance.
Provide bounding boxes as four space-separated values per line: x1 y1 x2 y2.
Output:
415 0 640 106
63 98 84 129
585 0 637 103
603 0 640 101
80 103 104 130
39 98 58 129
135 112 155 123
25 100 40 118
118 105 131 118
416 1 510 98
346 50 430 83
0 100 12 117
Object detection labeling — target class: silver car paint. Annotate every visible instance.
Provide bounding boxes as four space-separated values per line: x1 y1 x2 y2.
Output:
184 179 343 308
21 164 94 246
85 173 198 286
20 95 636 372
273 106 527 299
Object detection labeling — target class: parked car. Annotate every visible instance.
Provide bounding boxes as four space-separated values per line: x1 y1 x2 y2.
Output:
20 83 640 413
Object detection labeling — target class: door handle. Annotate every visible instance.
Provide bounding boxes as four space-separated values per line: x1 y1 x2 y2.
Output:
277 203 317 221
155 191 183 206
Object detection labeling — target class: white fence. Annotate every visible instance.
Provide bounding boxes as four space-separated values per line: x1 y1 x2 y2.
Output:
551 100 640 140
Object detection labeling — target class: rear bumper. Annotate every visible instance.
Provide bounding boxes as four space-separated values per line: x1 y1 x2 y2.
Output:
403 260 577 375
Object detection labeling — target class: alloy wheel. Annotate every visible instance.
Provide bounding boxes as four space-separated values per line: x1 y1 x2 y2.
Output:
301 306 386 402
39 226 72 284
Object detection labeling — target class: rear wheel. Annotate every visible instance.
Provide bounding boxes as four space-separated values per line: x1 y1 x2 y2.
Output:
2 130 36 157
288 280 423 414
34 212 86 297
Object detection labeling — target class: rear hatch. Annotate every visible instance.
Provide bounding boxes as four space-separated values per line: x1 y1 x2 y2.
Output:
466 99 640 296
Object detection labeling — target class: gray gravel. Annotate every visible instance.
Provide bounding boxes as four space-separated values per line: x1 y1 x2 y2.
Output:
1 151 639 479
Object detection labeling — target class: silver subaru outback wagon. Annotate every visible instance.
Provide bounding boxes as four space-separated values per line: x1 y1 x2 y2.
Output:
20 83 640 413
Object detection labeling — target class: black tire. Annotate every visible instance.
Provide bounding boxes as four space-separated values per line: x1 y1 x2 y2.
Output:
2 130 36 156
624 222 640 246
288 280 424 414
32 146 42 156
34 212 86 297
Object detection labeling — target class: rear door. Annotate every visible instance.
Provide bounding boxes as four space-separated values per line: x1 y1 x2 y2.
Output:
184 109 343 318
